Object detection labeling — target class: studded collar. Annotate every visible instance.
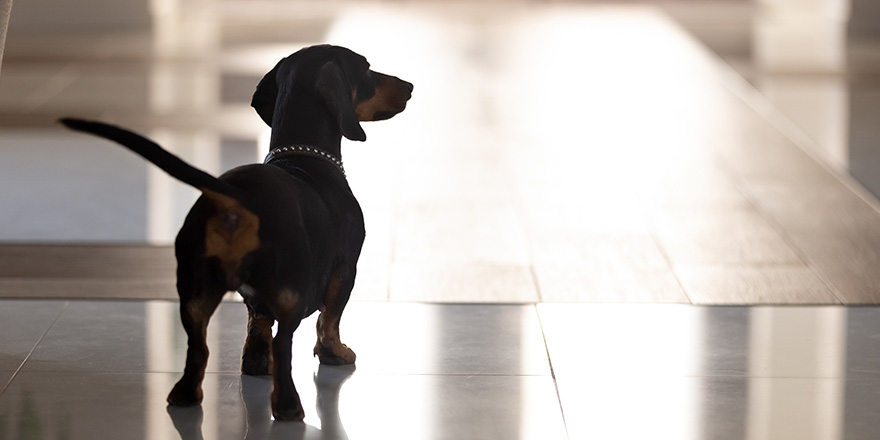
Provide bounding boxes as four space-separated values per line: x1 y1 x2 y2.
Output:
263 145 346 176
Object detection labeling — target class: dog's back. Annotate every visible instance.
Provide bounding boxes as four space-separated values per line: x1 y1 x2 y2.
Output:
175 161 364 309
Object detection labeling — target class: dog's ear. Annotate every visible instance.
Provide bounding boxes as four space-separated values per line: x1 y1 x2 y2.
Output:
316 62 366 142
251 61 281 127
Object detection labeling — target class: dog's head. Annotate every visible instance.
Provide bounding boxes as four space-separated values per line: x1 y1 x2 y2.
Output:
251 45 413 142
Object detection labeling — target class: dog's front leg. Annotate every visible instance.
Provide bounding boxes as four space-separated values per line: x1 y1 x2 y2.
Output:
314 270 357 365
269 288 306 421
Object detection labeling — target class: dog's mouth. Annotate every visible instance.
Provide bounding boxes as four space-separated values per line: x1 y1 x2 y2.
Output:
355 78 412 121
372 110 398 121
376 90 412 120
386 81 413 117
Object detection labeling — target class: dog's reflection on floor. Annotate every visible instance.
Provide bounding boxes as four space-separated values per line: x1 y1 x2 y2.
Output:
167 365 355 440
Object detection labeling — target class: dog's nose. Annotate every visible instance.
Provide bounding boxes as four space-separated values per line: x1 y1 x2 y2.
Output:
403 81 414 93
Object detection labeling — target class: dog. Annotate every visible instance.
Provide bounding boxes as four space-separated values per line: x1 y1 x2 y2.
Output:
61 44 413 421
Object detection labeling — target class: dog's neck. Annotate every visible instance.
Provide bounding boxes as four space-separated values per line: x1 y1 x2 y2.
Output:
268 92 344 159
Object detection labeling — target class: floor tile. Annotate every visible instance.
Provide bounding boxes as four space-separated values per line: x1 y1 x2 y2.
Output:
22 301 152 372
745 307 850 378
519 198 652 236
675 265 839 304
781 232 880 304
0 370 567 440
541 304 734 378
0 245 175 279
334 302 551 376
717 125 829 180
18 300 316 375
19 301 551 377
0 278 177 300
393 202 530 265
539 304 860 379
556 375 880 440
636 167 749 208
534 263 688 303
0 371 12 393
650 205 804 265
0 371 250 440
22 301 234 373
0 300 66 371
843 307 880 378
390 261 538 303
741 175 878 236
148 301 555 377
527 232 669 270
557 376 743 440
330 374 567 440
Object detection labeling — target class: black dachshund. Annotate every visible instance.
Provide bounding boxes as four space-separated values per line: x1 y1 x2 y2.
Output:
62 44 412 420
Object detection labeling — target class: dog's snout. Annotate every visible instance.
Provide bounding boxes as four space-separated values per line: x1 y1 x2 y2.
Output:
395 79 413 105
354 71 412 121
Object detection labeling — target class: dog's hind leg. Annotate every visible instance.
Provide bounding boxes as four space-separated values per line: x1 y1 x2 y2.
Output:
167 267 225 406
314 268 357 366
241 300 274 376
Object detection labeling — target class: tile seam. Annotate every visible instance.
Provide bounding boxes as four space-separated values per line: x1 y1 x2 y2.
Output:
534 304 571 439
0 300 69 397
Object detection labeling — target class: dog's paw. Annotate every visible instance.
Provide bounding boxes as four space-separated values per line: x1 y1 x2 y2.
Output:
314 341 356 366
241 353 273 376
167 381 203 407
272 393 306 421
272 404 306 422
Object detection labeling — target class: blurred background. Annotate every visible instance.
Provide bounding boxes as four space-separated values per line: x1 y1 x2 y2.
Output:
0 0 879 304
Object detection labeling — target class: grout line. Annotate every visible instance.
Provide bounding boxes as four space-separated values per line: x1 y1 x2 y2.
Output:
727 171 847 305
642 208 694 305
534 303 570 439
509 177 544 304
0 301 70 397
528 264 544 304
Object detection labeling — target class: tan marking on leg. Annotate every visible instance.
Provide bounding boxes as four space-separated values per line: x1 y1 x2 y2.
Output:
314 274 356 365
242 311 274 375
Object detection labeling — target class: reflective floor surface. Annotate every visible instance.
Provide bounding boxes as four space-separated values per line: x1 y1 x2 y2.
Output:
3 300 880 440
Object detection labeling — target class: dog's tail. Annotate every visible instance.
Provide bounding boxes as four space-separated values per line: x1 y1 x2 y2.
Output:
60 118 260 290
60 118 238 198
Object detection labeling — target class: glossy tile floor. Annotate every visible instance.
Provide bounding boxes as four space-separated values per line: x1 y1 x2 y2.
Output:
4 300 880 439
3 1 880 439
